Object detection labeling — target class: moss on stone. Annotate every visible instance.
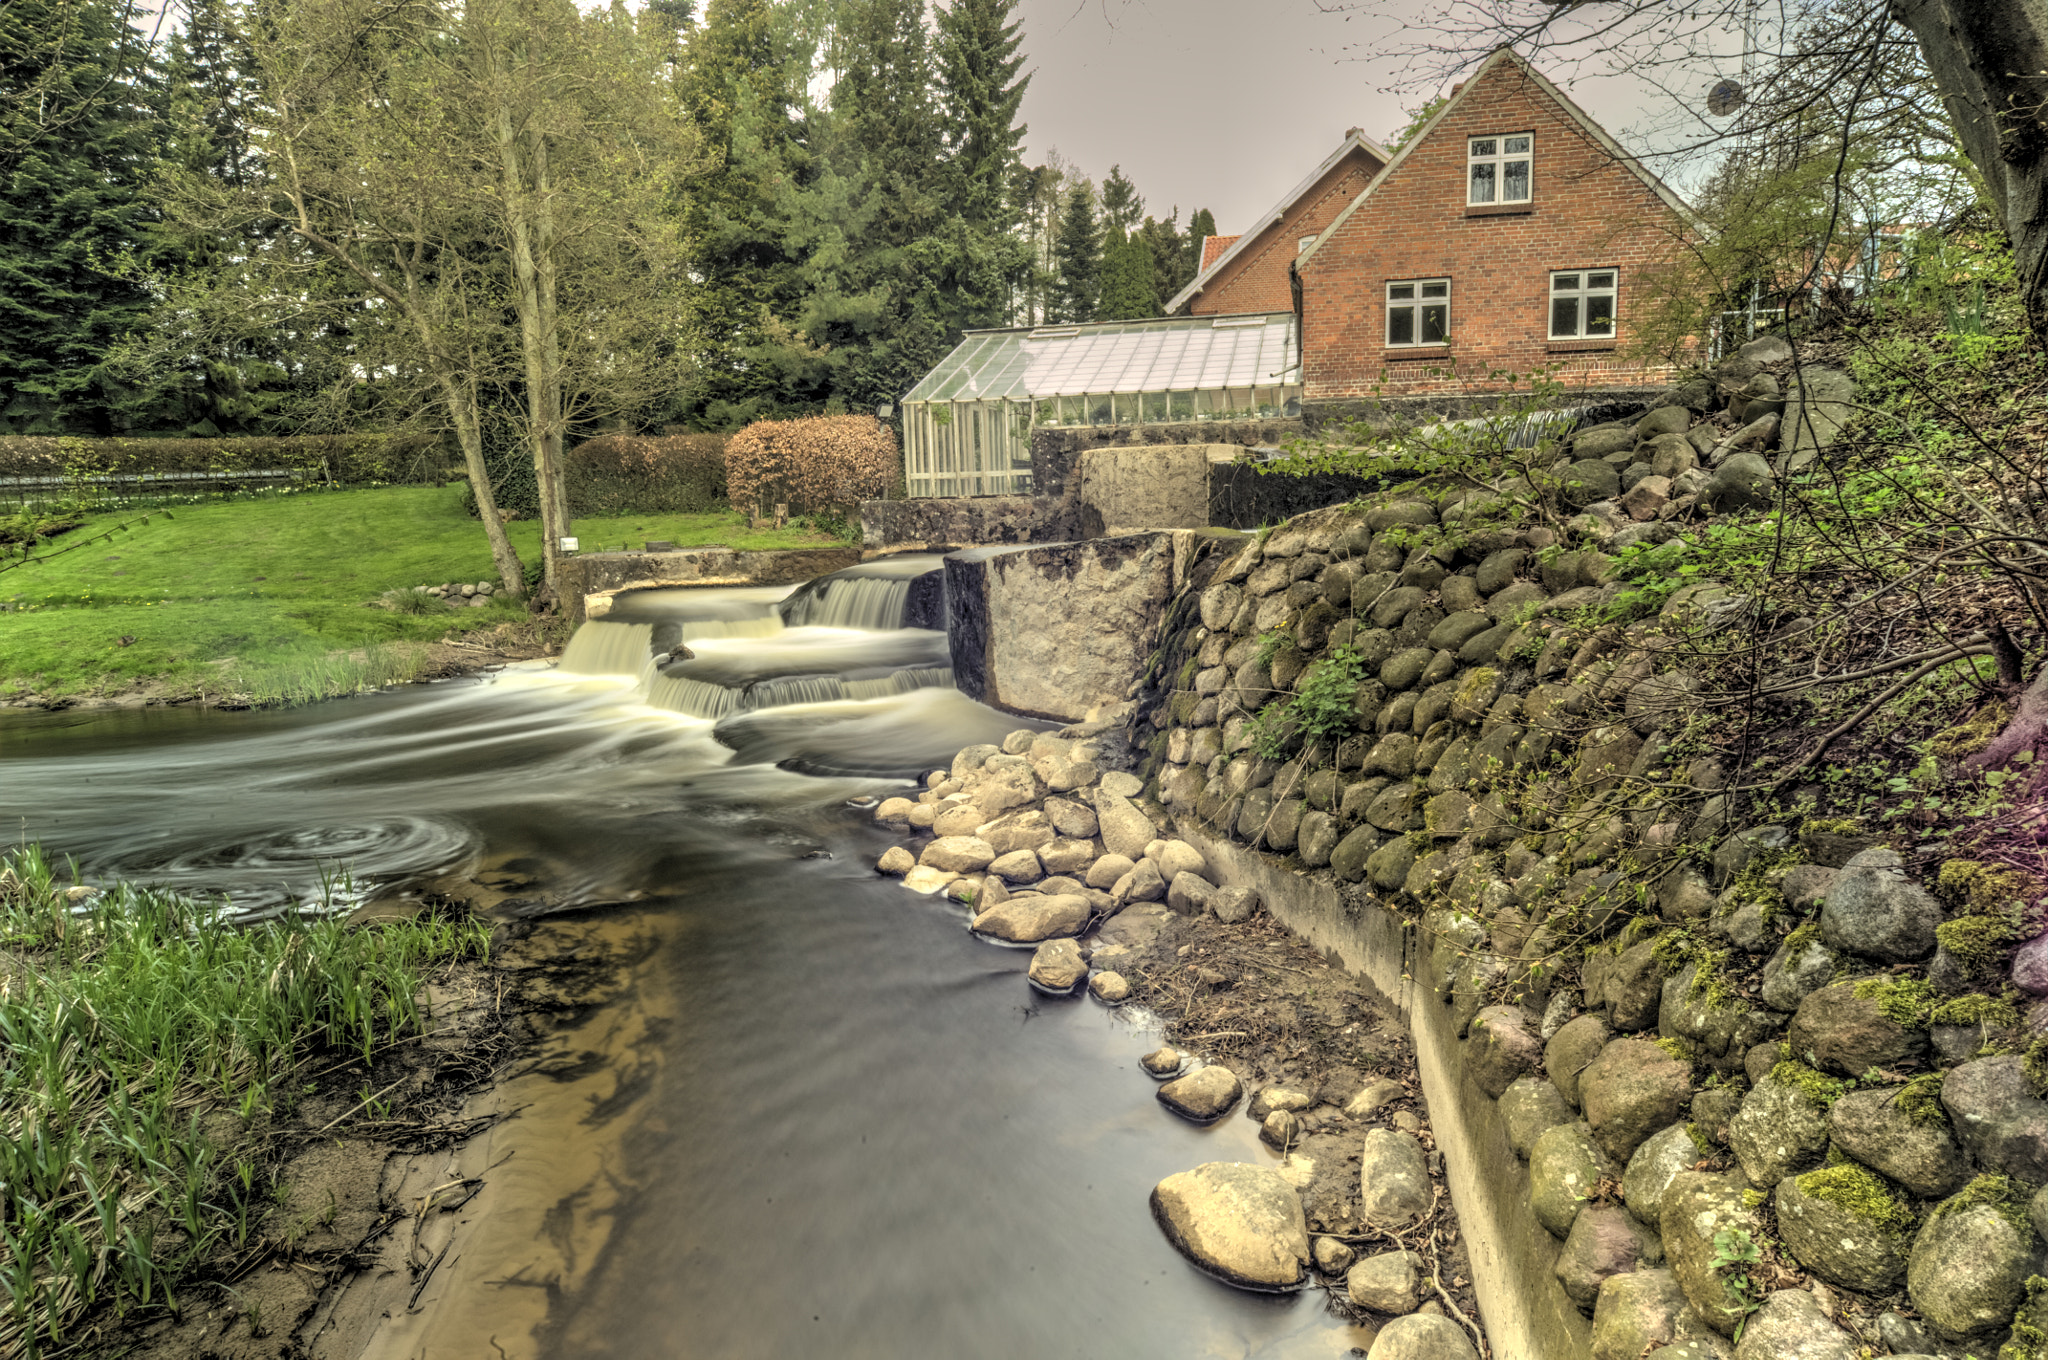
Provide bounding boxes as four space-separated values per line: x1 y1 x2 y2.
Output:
1656 1034 1698 1064
1454 665 1500 711
1935 1173 2032 1236
1686 1122 1715 1157
1937 912 2019 967
1851 974 1937 1028
2026 1039 2048 1098
1929 701 2009 761
1937 859 2036 916
1800 816 1860 837
1929 991 2023 1029
1781 921 1823 956
1730 845 1801 915
1998 1276 2048 1360
1771 1059 1850 1109
1895 1072 1945 1124
1793 1163 1916 1242
1176 656 1201 691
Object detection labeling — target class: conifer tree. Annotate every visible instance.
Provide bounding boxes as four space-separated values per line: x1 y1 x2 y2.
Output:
1095 228 1157 320
935 0 1028 231
1099 164 1142 236
1050 182 1100 323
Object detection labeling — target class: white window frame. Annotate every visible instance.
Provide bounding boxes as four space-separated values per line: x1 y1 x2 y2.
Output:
1386 278 1450 348
1549 268 1619 340
1297 235 1317 256
1467 133 1534 206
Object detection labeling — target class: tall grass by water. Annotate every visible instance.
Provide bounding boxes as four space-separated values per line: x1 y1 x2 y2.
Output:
0 844 489 1358
224 640 431 707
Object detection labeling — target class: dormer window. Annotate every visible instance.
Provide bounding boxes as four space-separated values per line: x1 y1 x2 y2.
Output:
1468 134 1532 205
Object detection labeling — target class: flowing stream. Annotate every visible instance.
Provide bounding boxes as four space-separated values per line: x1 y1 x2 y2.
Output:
0 561 1371 1358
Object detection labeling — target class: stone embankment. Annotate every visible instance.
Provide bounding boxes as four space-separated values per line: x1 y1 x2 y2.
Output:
871 333 2048 1359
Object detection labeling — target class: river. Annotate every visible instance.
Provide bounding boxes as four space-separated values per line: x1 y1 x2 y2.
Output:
0 562 1371 1358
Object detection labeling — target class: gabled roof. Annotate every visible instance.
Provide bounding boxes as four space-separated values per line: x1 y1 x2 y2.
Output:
1295 48 1701 275
1167 129 1392 313
1198 234 1242 271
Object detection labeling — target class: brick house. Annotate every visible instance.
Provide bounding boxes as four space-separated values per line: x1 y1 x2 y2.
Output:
1292 48 1698 406
1170 130 1390 317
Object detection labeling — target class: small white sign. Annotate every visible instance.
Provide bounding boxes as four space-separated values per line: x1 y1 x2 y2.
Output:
559 536 579 553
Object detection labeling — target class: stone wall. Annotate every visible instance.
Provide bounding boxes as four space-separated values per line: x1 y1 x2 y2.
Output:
857 494 1080 552
1030 419 1302 501
564 546 862 623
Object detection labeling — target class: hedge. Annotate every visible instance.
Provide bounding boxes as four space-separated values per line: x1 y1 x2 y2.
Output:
0 434 443 483
725 416 896 517
565 433 728 516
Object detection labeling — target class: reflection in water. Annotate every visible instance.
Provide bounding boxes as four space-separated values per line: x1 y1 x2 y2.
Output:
0 574 1371 1358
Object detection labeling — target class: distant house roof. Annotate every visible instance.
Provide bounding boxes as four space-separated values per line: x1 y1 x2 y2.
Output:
903 312 1300 403
1199 234 1241 271
1297 49 1700 276
1168 129 1392 314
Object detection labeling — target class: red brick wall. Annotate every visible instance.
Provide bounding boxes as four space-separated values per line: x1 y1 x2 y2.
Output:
1298 61 1693 399
1189 147 1386 316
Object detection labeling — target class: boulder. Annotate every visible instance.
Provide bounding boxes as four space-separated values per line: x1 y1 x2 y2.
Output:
1358 1128 1433 1230
1260 1109 1300 1150
987 848 1044 883
1622 1123 1701 1227
1027 938 1087 993
1149 1162 1310 1291
1773 1164 1910 1293
1037 838 1095 876
1467 1005 1544 1099
1780 368 1858 474
1941 1055 2048 1184
877 845 915 876
1367 1315 1478 1360
1345 1077 1407 1120
1211 885 1261 924
901 865 958 894
1112 858 1166 904
1157 1065 1243 1123
1728 1071 1830 1189
1547 1014 1612 1108
1094 790 1157 860
1589 1268 1690 1360
1500 1077 1573 1160
1086 854 1135 890
1759 932 1837 1012
920 836 997 873
1788 981 1929 1076
1155 839 1208 883
1562 459 1623 508
1828 1086 1970 1199
1346 1249 1424 1314
1702 452 1774 513
1314 1237 1355 1276
1045 797 1099 839
1659 1172 1756 1337
1580 1038 1693 1162
1907 1186 2038 1341
1141 1045 1185 1077
1530 1121 1608 1239
1819 847 1939 962
1556 1206 1662 1312
874 796 916 825
1088 970 1130 1004
932 803 986 837
969 893 1090 943
1730 1290 1859 1360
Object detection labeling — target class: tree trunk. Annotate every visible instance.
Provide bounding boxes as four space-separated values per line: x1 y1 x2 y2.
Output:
493 90 567 596
441 371 526 597
1890 0 2048 338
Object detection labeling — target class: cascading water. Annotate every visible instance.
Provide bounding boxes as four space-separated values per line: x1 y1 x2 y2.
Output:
0 551 1373 1359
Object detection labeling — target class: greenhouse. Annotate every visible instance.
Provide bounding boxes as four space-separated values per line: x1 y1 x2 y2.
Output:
899 311 1301 497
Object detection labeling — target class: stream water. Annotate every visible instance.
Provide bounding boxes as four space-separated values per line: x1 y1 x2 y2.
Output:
0 561 1371 1358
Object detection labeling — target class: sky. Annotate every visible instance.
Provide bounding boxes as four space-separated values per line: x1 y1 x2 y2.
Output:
1006 0 1736 232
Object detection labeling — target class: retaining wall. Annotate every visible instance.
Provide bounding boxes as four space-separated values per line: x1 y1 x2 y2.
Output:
563 546 861 623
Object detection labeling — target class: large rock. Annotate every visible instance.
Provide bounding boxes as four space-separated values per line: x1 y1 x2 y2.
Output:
1702 451 1774 513
1500 1077 1573 1160
987 848 1043 883
1094 790 1157 861
1045 796 1098 839
1366 1315 1478 1360
1780 367 1857 474
1907 1185 2038 1341
1562 458 1622 508
1556 1205 1662 1312
1166 871 1215 916
1819 847 1939 962
1026 938 1087 993
1157 1065 1243 1123
1773 1164 1910 1293
1759 932 1837 1012
1580 1038 1693 1162
1590 1268 1694 1360
1547 1014 1612 1108
920 836 996 873
1346 1249 1423 1313
1466 1005 1543 1099
1941 1055 2048 1183
1828 1085 1970 1199
969 893 1090 943
1149 1162 1310 1291
1530 1121 1608 1239
1211 885 1260 924
1728 1070 1830 1189
1660 1172 1757 1337
1358 1128 1433 1230
1623 1123 1702 1227
1788 981 1928 1076
1731 1290 1860 1360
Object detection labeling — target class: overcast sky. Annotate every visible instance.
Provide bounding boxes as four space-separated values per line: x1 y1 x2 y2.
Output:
1007 0 1727 231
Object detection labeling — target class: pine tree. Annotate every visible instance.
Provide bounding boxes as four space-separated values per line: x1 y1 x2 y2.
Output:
0 0 161 433
1050 182 1100 323
1136 211 1192 310
1187 206 1217 258
1099 163 1142 236
934 0 1028 231
1095 228 1157 320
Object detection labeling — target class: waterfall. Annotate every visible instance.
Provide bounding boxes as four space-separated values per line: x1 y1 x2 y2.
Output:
558 621 659 679
780 575 916 631
644 665 954 719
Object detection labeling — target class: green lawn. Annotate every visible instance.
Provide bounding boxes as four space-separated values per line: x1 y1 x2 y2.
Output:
0 486 838 698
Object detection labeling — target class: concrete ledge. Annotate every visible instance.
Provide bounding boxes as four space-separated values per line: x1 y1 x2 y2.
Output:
563 547 861 623
1172 820 1595 1360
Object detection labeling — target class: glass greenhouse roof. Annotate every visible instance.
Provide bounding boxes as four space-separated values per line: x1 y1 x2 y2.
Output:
904 313 1299 403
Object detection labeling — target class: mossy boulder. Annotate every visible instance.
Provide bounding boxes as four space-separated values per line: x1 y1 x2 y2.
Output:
1774 1163 1912 1292
1828 1085 1970 1199
1658 1171 1756 1337
1728 1068 1832 1189
1581 1038 1694 1162
1788 979 1929 1077
1907 1178 2037 1341
1530 1120 1610 1239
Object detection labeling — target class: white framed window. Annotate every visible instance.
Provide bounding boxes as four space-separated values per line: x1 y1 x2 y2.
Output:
1468 134 1533 205
1550 269 1618 339
1298 235 1317 255
1386 278 1450 347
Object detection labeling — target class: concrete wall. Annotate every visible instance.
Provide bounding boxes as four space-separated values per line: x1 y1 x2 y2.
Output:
1073 445 1216 534
857 495 1080 553
563 547 861 623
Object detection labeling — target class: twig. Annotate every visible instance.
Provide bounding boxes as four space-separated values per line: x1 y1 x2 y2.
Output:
1430 1221 1489 1360
315 1076 408 1135
407 1241 453 1311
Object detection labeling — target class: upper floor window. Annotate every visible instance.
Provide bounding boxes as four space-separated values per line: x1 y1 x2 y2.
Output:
1387 279 1449 347
1298 235 1317 255
1550 269 1617 339
1468 134 1532 205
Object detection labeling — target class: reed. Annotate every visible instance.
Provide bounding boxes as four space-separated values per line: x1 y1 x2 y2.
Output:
225 640 430 707
0 845 489 1358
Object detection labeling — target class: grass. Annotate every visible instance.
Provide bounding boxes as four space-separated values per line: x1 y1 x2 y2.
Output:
0 843 490 1358
0 486 839 699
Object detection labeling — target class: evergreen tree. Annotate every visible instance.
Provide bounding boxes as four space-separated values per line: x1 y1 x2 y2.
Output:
935 0 1028 231
1050 182 1100 323
1099 163 1142 236
0 0 159 433
1095 228 1157 320
1187 206 1217 257
1137 210 1193 309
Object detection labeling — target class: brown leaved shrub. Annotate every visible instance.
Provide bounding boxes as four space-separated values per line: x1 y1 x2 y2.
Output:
725 416 896 517
566 433 729 515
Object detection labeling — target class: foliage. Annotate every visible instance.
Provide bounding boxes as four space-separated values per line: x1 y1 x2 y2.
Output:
1707 1226 1764 1336
0 843 488 1356
1384 96 1446 153
725 414 898 516
563 434 731 516
0 433 441 483
1050 182 1102 323
1097 229 1159 321
1247 646 1368 758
